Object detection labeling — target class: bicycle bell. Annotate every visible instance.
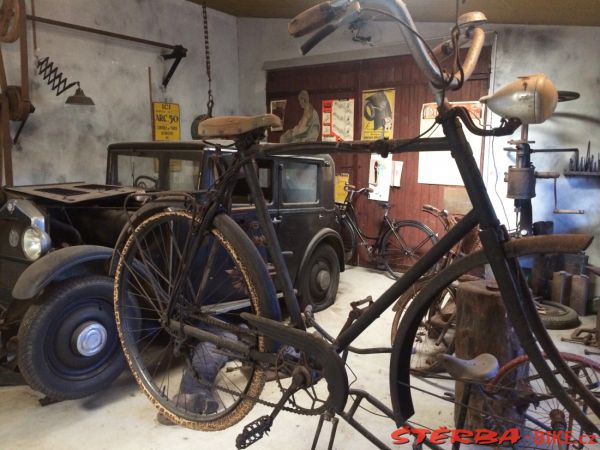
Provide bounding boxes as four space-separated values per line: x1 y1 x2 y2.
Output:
479 74 558 124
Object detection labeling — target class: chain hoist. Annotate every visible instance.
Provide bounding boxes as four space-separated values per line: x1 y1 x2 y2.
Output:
202 1 214 118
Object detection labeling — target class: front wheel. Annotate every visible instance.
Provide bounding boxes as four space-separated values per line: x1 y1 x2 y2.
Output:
114 211 280 431
381 221 438 280
17 276 125 400
299 244 340 312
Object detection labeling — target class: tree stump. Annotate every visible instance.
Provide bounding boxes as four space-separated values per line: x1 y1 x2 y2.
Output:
454 280 526 431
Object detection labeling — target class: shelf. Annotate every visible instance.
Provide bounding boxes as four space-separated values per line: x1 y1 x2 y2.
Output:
564 171 600 177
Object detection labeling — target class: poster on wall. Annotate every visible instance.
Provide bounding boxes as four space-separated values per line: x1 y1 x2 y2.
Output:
417 101 485 186
269 99 287 131
152 102 181 141
368 154 393 202
334 173 350 203
322 99 354 141
361 88 395 140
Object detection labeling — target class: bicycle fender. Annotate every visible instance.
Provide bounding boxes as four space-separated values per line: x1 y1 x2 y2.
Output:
241 312 348 413
390 233 593 425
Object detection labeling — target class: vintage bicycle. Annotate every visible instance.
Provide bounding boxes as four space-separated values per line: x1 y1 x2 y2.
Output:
339 184 438 278
112 1 600 448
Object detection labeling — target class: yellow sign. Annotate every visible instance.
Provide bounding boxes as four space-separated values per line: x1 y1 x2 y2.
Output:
335 173 350 204
361 89 395 140
153 102 181 141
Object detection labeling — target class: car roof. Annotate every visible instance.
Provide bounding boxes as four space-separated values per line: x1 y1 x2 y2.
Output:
107 141 331 164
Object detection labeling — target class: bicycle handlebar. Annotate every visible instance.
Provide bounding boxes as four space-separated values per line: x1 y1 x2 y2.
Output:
289 1 488 93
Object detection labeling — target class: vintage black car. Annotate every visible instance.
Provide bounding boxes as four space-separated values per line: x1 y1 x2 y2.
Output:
0 141 344 401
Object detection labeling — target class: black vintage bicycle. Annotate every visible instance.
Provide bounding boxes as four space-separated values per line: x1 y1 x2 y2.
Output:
113 1 600 448
339 184 438 278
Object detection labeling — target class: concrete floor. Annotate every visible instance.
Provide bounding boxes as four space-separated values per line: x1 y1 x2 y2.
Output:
1 266 599 449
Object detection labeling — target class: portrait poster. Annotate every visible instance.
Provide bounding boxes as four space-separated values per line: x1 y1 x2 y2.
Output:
361 89 395 140
269 99 287 131
368 154 392 202
322 99 354 141
417 101 485 186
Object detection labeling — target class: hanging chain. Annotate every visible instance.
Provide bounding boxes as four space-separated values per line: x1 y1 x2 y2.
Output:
202 2 214 117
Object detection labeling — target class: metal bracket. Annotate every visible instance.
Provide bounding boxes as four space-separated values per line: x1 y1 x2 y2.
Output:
161 45 187 88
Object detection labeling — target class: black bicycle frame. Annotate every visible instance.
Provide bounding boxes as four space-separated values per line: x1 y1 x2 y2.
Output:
238 108 599 433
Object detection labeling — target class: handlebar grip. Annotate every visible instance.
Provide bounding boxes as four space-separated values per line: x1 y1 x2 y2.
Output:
299 3 361 55
422 204 439 213
300 22 339 55
344 183 356 191
288 1 345 37
366 187 374 193
444 26 485 89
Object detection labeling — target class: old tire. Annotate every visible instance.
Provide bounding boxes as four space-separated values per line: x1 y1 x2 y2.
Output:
539 301 580 330
17 276 125 400
340 217 356 264
299 244 340 312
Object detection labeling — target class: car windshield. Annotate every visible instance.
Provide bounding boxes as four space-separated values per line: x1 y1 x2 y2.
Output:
115 153 202 191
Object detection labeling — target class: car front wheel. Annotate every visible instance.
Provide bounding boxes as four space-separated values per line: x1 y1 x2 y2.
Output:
17 276 125 400
299 244 340 312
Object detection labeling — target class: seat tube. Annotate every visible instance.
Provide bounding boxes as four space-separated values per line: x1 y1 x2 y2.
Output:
242 159 305 330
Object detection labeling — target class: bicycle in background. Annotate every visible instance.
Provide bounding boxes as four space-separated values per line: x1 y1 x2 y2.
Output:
339 184 438 279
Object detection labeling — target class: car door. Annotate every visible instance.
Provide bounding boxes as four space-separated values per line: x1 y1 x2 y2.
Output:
274 157 327 282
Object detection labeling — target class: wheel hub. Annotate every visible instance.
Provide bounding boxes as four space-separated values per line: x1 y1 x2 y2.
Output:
72 321 108 357
315 268 331 291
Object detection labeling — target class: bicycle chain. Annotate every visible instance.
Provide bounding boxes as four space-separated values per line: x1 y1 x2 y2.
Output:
196 369 319 416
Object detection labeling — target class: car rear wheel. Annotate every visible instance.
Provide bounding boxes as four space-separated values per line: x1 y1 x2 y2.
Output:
17 276 125 400
299 244 340 312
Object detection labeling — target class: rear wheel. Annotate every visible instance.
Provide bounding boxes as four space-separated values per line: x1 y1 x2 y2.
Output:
486 352 600 449
299 244 340 312
391 283 456 374
114 210 279 431
340 217 356 264
381 222 438 280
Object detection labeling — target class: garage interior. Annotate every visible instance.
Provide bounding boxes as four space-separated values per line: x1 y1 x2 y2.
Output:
1 0 600 449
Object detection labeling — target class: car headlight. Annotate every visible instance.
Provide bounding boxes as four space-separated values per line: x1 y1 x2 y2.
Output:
22 226 51 261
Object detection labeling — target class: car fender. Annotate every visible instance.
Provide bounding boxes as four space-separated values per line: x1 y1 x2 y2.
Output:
108 201 185 276
12 245 114 300
296 228 345 282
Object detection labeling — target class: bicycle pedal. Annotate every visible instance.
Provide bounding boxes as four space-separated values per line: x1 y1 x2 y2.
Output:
236 415 273 449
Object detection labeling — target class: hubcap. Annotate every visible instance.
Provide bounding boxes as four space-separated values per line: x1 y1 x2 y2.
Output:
73 321 108 357
316 268 331 291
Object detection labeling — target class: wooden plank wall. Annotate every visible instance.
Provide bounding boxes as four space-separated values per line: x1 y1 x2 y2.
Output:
266 48 491 267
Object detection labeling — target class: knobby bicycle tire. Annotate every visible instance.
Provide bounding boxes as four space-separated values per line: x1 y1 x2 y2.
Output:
114 210 280 431
381 221 438 280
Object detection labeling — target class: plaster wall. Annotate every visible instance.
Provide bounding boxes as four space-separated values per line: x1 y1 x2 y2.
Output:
486 26 600 289
3 0 239 185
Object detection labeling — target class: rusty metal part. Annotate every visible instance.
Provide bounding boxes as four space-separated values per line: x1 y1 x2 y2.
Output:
505 166 536 199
